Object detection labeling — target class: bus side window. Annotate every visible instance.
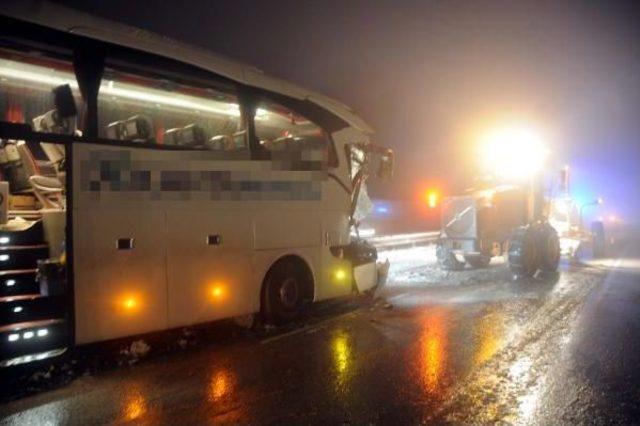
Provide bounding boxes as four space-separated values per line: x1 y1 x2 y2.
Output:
98 69 245 150
254 101 338 168
0 51 81 132
0 50 80 194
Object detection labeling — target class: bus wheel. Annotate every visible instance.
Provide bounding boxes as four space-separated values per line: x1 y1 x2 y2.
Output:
262 258 309 324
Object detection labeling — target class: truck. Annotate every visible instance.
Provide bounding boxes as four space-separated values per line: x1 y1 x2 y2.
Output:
436 182 560 278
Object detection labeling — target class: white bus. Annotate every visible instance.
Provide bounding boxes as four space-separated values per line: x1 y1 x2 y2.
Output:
0 2 393 367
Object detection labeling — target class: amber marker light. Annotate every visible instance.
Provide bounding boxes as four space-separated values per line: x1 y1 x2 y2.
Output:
426 190 439 209
209 284 226 301
334 268 349 283
119 295 140 313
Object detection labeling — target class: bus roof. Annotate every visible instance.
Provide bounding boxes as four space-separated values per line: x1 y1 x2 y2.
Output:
2 0 374 134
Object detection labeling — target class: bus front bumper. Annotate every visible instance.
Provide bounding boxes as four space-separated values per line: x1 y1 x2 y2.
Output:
353 261 378 293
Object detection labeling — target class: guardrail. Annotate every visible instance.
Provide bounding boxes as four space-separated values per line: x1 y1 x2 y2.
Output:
368 231 440 250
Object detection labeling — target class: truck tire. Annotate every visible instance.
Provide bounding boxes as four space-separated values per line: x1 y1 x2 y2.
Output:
436 244 465 270
466 255 491 269
537 223 560 272
508 226 539 278
591 221 605 258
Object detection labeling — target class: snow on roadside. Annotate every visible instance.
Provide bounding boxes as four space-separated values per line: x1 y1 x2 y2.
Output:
378 244 508 287
118 339 151 365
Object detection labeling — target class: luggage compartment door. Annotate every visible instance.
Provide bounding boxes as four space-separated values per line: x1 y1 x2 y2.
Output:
73 210 168 344
166 210 255 328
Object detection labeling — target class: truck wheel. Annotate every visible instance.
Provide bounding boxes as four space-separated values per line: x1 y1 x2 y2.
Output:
466 255 491 269
591 221 605 258
262 258 307 324
508 226 539 278
436 244 465 270
537 223 560 272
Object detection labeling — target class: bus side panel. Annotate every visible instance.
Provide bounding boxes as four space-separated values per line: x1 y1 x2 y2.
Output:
72 144 170 344
253 210 320 250
166 210 255 327
316 211 353 301
73 209 169 345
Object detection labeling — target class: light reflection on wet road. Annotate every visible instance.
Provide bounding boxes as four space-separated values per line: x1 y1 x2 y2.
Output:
416 308 449 395
122 384 148 422
2 242 640 424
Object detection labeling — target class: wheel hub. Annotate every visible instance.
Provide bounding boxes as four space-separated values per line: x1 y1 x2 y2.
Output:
278 277 299 308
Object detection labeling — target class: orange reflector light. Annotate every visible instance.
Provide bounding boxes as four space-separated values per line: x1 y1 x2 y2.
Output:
209 284 225 301
121 296 138 311
426 190 439 209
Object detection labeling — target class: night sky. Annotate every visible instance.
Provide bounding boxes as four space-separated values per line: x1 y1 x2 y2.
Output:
54 0 640 222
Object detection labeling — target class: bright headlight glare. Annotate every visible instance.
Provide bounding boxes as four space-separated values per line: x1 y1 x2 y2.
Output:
479 124 548 179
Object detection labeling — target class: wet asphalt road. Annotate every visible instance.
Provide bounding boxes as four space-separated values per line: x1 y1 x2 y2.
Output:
2 241 640 425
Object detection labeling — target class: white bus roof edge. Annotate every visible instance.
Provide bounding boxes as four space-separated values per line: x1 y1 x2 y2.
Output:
1 0 374 134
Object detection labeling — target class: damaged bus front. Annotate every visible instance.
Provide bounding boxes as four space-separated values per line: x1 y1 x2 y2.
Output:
0 1 393 367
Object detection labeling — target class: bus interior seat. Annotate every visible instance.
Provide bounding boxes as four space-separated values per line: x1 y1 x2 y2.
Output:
40 143 65 170
0 141 32 193
271 136 296 151
32 109 76 135
32 111 68 184
258 138 273 150
206 134 234 150
39 142 66 186
16 142 64 209
106 115 154 142
164 124 206 148
232 130 247 149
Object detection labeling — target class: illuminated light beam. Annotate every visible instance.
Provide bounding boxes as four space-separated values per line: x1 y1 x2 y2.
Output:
0 62 274 120
479 124 548 180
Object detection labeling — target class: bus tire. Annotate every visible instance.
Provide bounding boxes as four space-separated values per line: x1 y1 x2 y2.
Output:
508 226 539 278
261 257 312 324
